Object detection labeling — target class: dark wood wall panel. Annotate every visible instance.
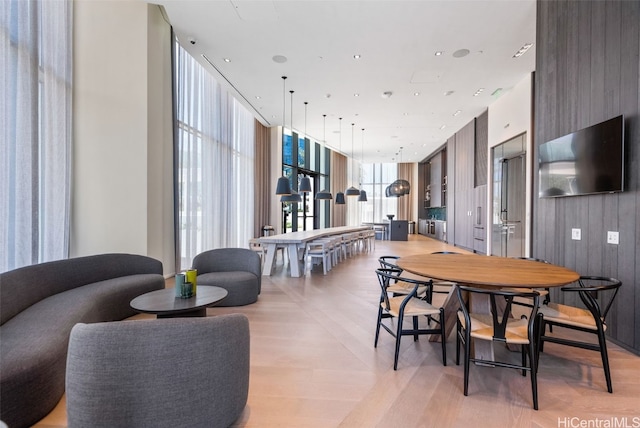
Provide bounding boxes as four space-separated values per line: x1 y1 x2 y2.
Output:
534 0 640 353
474 110 488 186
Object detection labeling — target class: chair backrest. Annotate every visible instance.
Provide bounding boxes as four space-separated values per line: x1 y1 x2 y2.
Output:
568 276 622 323
66 314 250 428
192 248 261 277
455 285 540 342
378 255 401 270
375 268 403 309
376 268 432 308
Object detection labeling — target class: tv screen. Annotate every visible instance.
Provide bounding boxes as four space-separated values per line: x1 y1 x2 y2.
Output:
538 115 624 198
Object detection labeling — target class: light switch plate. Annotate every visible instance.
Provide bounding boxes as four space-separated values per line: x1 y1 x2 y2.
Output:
607 231 619 245
571 228 581 240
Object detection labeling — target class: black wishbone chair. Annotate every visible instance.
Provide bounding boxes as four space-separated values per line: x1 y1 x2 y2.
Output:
455 285 543 410
538 276 622 393
375 268 446 370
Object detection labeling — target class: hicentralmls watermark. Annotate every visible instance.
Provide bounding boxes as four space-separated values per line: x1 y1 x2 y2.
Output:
558 417 640 428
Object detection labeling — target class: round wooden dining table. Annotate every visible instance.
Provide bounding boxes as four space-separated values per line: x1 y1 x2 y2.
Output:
397 253 580 359
397 253 580 288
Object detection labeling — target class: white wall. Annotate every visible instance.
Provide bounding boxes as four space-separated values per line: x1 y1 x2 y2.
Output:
487 73 534 256
71 1 174 274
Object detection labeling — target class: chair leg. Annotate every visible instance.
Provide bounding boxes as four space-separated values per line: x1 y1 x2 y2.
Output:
455 317 461 366
596 327 613 393
440 308 447 366
521 344 527 376
463 329 471 396
374 306 383 347
413 316 419 341
394 317 404 370
528 341 539 410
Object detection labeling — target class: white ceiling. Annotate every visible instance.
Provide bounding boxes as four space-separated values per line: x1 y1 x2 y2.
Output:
152 0 536 163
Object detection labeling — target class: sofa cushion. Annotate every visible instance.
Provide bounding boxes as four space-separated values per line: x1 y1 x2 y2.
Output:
0 253 163 325
198 271 259 306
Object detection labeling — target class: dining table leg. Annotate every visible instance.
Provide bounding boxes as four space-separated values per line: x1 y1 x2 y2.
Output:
287 243 304 277
262 243 277 276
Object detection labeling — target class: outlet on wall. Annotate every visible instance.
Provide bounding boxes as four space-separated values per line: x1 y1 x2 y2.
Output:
607 231 619 245
571 228 581 240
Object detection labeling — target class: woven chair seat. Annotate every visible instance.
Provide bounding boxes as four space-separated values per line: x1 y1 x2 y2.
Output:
383 296 441 317
457 312 531 345
539 302 601 331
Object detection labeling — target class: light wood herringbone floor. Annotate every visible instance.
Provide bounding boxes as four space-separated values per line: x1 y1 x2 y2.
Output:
36 235 640 428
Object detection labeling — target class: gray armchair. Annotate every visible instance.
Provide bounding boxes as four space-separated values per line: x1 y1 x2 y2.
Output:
66 314 250 428
192 248 262 306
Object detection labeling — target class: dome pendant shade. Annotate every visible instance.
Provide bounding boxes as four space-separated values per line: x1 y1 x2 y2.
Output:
335 192 346 204
276 176 292 195
280 191 302 203
315 189 332 200
345 186 360 196
357 190 368 202
299 176 312 193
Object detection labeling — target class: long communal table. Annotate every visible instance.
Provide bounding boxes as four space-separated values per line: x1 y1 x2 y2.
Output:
257 226 370 277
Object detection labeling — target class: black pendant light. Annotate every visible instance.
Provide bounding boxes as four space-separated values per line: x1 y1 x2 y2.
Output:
345 122 360 196
335 117 345 204
280 192 302 204
316 114 332 200
299 101 312 193
276 76 292 196
358 128 368 202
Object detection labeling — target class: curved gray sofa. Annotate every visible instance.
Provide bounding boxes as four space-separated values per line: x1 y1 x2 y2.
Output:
66 314 250 428
0 253 165 428
192 248 261 306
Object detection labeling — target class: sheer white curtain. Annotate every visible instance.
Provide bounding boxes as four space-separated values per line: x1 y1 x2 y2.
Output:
175 42 255 271
1 0 72 272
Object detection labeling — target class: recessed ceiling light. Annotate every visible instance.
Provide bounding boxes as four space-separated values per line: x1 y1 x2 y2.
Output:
403 113 409 116
272 55 288 63
444 90 454 96
453 110 461 117
255 96 261 100
491 88 503 96
473 88 485 97
353 54 361 59
413 92 420 96
354 93 360 97
223 58 231 63
439 125 446 130
513 43 533 58
435 51 444 56
452 48 470 58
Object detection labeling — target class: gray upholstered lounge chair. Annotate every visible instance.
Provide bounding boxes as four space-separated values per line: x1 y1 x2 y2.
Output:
66 314 250 428
192 248 261 306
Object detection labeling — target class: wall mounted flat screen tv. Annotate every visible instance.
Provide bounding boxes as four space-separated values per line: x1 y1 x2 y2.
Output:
538 115 624 198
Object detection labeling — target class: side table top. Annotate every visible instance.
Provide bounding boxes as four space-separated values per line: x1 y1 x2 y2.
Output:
130 285 228 316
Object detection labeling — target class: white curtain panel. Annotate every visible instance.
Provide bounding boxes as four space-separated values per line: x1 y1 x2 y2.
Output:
175 42 255 271
0 0 72 272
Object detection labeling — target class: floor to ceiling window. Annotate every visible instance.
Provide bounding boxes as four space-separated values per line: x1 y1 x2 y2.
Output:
174 40 255 270
281 130 330 232
1 0 73 272
360 163 398 223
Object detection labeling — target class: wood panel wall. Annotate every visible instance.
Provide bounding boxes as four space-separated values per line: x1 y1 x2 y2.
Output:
533 0 640 353
475 110 488 187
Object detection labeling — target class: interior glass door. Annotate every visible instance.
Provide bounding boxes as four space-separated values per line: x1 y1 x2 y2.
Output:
492 135 526 257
